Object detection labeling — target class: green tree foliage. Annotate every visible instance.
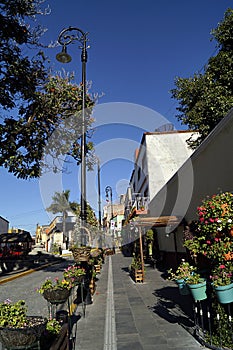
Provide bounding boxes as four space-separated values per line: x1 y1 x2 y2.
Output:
47 190 98 233
171 8 233 148
0 0 95 179
46 190 78 242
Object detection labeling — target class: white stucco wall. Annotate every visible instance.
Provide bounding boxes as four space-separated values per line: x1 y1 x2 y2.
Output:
146 131 198 200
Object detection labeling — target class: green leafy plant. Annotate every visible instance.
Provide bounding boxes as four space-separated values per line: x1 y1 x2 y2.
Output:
37 277 73 294
46 319 61 335
130 256 142 270
211 262 233 286
146 229 154 242
205 300 233 349
186 273 205 285
167 260 197 281
0 299 28 328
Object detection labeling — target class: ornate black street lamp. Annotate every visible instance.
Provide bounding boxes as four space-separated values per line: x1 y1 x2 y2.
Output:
56 27 89 245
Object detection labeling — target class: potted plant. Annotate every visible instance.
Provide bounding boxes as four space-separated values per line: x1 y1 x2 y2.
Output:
211 262 233 304
186 273 207 301
130 256 144 282
63 264 86 285
37 277 73 304
0 299 47 349
167 260 196 295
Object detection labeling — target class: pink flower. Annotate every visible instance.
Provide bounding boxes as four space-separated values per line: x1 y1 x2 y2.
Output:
206 240 211 244
209 218 215 223
219 265 226 269
214 238 219 242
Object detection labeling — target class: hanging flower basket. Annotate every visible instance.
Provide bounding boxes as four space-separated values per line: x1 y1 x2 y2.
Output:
43 288 71 305
213 282 233 304
71 247 91 262
0 316 47 349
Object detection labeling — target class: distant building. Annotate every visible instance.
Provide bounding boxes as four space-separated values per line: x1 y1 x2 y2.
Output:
36 215 76 252
0 216 9 233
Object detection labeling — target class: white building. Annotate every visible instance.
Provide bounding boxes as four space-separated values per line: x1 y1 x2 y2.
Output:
125 130 198 219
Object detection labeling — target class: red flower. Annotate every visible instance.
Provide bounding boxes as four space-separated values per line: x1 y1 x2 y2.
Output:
219 264 226 269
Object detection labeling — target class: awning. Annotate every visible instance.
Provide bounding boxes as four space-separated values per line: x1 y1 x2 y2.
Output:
131 215 183 228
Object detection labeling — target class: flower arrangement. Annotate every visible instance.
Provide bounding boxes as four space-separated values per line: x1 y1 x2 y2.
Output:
63 265 86 284
63 265 86 279
0 299 28 328
197 192 233 238
184 192 233 264
168 260 197 281
37 277 73 294
211 262 233 287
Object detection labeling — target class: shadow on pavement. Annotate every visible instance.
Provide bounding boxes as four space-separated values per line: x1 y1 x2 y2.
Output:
151 286 195 329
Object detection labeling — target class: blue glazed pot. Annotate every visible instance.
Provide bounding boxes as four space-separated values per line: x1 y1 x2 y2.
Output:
213 282 233 304
176 279 190 295
187 281 207 301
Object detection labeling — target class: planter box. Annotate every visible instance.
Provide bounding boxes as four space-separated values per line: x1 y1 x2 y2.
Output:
89 278 96 295
131 268 144 283
94 264 101 274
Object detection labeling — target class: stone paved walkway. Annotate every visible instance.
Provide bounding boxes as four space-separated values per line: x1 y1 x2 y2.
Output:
74 253 208 350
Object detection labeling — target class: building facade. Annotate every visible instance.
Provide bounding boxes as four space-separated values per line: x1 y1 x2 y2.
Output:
0 216 9 233
149 108 233 266
124 130 198 222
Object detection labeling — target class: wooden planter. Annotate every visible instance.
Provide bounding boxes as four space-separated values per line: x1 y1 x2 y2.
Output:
131 267 144 283
94 264 101 274
89 278 96 295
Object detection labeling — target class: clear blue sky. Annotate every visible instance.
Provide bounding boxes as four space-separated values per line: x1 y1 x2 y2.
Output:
0 0 232 234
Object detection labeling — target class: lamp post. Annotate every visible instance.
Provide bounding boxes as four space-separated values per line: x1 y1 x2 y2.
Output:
56 27 89 246
97 159 102 230
105 185 114 248
105 186 113 220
